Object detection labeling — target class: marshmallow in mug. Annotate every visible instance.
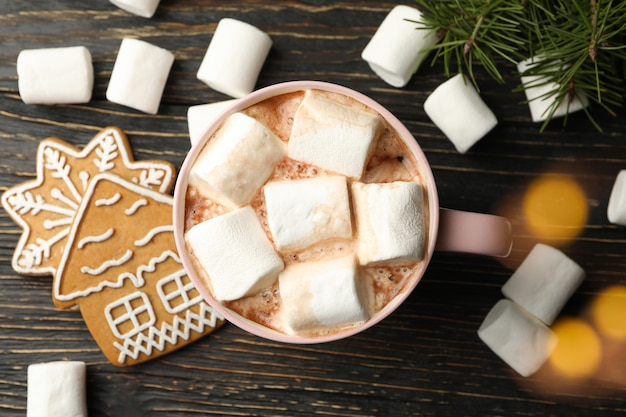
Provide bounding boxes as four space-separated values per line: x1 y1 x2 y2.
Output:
478 299 557 377
264 175 353 252
27 361 87 417
109 0 160 18
607 169 626 226
197 18 272 98
352 181 425 264
185 206 284 302
517 56 589 122
502 243 585 326
289 90 382 179
279 254 370 335
187 100 238 146
106 38 174 114
361 5 440 88
17 46 93 105
188 112 285 208
424 74 498 153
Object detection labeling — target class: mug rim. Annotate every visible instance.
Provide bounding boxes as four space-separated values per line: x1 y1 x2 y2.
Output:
173 80 440 343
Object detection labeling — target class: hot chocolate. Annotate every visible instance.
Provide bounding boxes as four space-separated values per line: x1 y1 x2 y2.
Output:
182 88 430 338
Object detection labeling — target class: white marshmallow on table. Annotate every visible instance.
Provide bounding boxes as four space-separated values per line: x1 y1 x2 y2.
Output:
264 175 352 252
106 38 174 114
189 112 285 208
423 73 498 153
27 361 87 417
17 46 93 105
352 181 425 265
288 90 381 179
502 243 585 326
187 99 238 146
518 56 589 122
361 5 440 88
478 299 557 377
197 18 272 98
185 206 284 302
279 254 370 334
607 170 626 226
109 0 160 18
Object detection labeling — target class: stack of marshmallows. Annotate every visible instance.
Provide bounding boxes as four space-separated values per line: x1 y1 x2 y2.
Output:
478 243 586 377
185 89 425 336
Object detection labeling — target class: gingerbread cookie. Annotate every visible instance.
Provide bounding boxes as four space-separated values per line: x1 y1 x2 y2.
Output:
1 127 175 276
53 173 223 366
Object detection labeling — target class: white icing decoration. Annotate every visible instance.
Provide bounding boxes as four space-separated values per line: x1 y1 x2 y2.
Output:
81 249 133 275
43 217 72 230
113 302 224 364
78 227 114 249
44 147 81 203
156 269 203 314
50 188 79 210
125 198 148 215
7 191 74 217
105 291 156 339
18 229 70 268
137 168 166 188
79 171 90 190
94 134 119 172
134 225 174 247
95 192 121 207
117 250 181 288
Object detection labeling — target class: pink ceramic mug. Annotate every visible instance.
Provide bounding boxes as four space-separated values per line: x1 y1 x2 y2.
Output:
173 81 512 343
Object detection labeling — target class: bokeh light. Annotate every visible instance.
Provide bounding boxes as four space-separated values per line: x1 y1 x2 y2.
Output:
522 174 588 245
591 285 626 340
549 317 602 379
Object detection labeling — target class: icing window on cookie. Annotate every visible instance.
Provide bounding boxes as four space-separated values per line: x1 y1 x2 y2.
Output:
105 291 156 339
157 270 204 314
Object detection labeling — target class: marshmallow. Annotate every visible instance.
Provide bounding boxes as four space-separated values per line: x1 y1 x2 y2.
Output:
189 112 285 208
279 254 370 334
502 243 585 326
289 90 381 179
197 18 272 98
424 73 498 153
187 100 238 146
264 176 352 252
17 46 93 105
185 206 284 302
518 56 589 122
106 38 174 114
109 0 160 17
478 299 557 377
607 170 626 226
361 5 440 87
27 361 87 417
352 181 424 264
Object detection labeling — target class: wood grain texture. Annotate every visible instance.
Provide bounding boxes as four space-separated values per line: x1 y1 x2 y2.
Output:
1 1 626 416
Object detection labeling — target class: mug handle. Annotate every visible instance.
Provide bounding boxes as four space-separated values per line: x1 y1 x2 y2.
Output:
435 208 512 257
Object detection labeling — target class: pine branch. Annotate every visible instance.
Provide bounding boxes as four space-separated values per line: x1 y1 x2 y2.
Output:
414 0 626 130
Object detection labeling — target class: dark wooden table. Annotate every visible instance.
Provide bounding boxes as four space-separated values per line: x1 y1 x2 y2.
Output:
2 1 626 416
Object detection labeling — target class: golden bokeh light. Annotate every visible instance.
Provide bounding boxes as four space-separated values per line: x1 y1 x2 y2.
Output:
522 174 588 244
549 318 602 379
591 285 626 340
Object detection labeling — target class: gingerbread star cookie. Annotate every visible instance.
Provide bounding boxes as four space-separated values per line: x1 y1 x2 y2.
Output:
1 127 175 276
